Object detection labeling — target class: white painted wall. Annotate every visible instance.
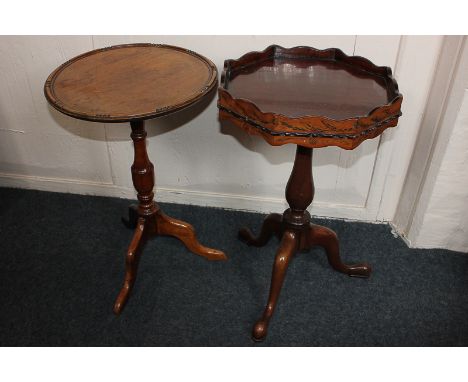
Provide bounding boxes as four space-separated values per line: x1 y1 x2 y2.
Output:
401 37 468 252
0 36 442 229
411 90 468 251
393 36 463 237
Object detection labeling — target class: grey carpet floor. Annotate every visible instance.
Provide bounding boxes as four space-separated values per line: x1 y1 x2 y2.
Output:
0 187 467 346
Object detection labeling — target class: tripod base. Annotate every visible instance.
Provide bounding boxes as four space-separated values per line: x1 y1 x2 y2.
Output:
240 210 371 342
114 204 226 315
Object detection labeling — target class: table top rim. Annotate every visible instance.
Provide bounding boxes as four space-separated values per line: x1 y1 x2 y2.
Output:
219 44 402 122
217 45 403 150
44 43 218 123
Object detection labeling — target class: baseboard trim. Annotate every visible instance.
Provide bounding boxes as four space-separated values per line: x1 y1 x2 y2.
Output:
0 172 374 220
389 221 412 247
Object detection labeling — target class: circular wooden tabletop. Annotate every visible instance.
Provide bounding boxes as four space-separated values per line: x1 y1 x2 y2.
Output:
44 44 218 123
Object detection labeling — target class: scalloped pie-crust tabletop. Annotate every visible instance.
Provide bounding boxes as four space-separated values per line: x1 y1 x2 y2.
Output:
217 45 403 341
45 44 227 315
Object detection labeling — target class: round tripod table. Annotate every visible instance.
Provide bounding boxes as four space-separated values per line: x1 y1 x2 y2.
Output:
218 45 403 341
45 43 226 315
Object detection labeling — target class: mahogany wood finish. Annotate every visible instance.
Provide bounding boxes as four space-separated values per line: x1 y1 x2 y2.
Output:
241 147 370 341
44 44 226 315
45 43 217 122
218 45 402 150
219 46 402 341
113 121 226 314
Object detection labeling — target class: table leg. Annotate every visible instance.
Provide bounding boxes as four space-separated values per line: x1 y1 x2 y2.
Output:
238 213 283 247
113 217 150 314
114 120 226 314
155 210 225 260
122 204 139 229
252 230 297 342
309 224 371 277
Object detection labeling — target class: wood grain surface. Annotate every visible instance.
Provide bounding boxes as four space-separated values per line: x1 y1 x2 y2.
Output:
227 58 390 120
44 43 218 123
239 146 371 341
218 45 402 150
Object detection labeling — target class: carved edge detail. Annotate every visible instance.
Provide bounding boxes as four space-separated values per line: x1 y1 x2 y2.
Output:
44 43 218 123
222 45 401 99
220 45 402 120
218 45 403 149
219 105 401 139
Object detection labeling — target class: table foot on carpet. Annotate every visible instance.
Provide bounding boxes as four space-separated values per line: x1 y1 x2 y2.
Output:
113 217 150 315
155 211 227 261
122 204 139 229
309 223 371 278
252 230 297 342
239 213 283 247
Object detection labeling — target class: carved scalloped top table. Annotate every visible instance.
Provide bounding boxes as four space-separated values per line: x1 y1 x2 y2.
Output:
218 45 403 341
44 43 226 315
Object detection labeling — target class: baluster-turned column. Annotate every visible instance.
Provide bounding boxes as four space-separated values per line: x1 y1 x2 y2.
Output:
130 120 158 217
284 145 313 229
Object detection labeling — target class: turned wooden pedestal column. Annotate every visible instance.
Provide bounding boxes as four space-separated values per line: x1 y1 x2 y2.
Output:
240 146 370 341
114 121 226 314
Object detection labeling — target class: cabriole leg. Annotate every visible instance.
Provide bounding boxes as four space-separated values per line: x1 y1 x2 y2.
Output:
239 213 283 247
309 224 371 277
252 230 298 342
